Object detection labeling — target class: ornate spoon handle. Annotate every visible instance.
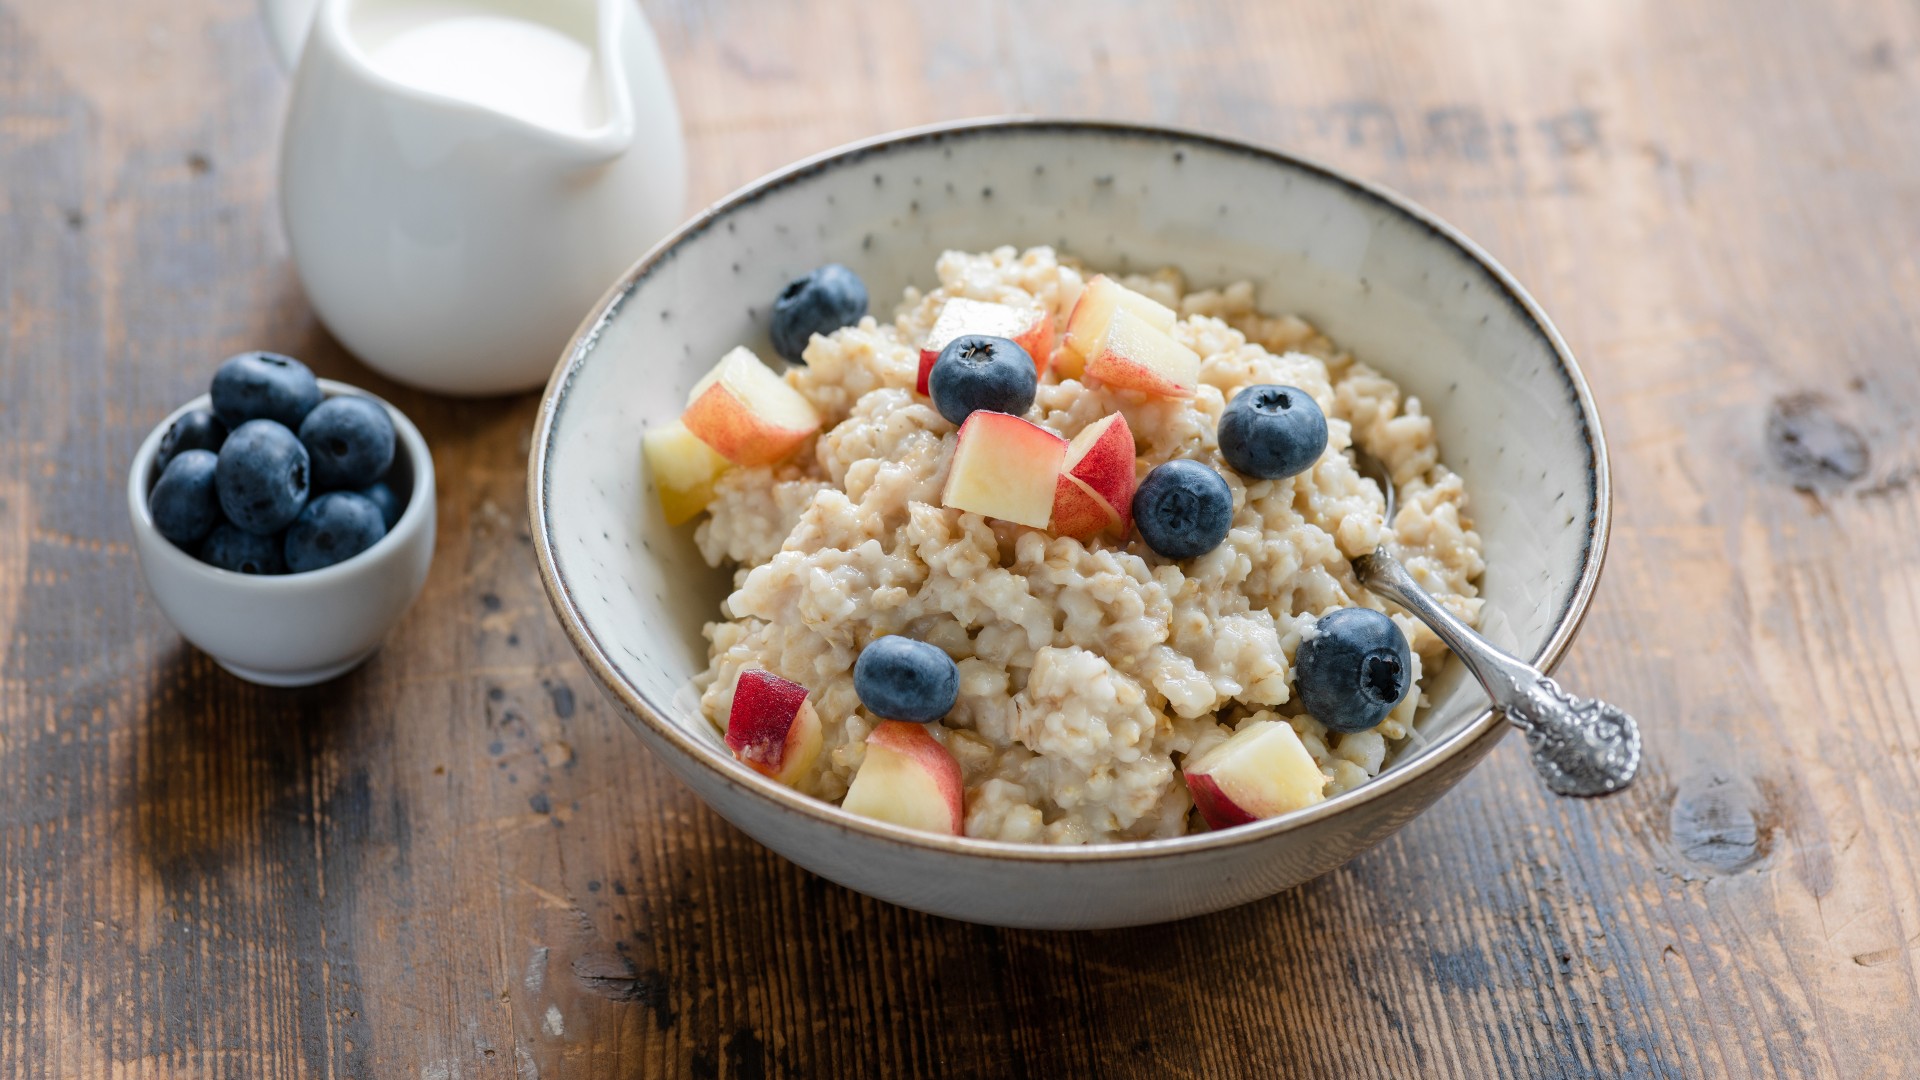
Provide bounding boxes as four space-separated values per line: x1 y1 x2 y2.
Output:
1355 548 1642 797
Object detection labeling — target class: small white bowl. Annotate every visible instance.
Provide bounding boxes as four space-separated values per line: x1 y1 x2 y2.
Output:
129 379 436 686
532 120 1611 928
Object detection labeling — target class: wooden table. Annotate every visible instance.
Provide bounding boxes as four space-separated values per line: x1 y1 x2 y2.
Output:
4 0 1917 1075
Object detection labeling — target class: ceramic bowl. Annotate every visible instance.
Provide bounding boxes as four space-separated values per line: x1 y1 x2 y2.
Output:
530 119 1610 929
129 380 436 686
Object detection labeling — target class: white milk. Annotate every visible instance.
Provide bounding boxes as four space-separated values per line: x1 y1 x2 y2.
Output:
353 2 605 134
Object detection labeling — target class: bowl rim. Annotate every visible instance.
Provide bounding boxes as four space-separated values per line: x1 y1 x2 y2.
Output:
528 116 1613 864
128 378 436 587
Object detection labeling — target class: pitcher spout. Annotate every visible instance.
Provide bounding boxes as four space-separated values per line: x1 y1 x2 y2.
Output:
524 0 639 165
571 0 639 163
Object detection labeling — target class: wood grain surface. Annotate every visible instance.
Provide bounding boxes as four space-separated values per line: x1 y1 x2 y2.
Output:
4 0 1918 1076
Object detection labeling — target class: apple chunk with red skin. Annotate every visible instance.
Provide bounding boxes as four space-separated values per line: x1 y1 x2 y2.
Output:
941 411 1067 528
682 346 822 466
724 669 824 787
1049 412 1136 538
1058 275 1178 379
1051 475 1119 540
1183 719 1327 829
916 299 1053 394
1085 308 1200 398
840 720 964 835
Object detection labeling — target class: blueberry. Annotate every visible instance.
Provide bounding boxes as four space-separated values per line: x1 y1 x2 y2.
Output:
199 523 287 575
1294 607 1411 733
299 396 395 490
927 334 1037 426
155 409 228 473
357 480 404 529
1131 459 1233 560
1218 384 1328 480
148 449 222 546
769 264 868 364
216 420 310 535
210 351 323 429
283 492 388 573
853 636 959 723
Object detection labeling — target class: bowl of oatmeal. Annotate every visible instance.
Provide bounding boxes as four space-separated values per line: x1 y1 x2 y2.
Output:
529 119 1609 929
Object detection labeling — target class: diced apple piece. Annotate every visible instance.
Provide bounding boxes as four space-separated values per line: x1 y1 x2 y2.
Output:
725 669 824 787
681 346 822 466
1085 309 1200 398
642 420 732 526
841 720 964 835
1049 413 1136 538
917 298 1053 394
1184 719 1327 829
1063 412 1135 531
941 411 1067 528
1051 345 1086 381
1009 311 1054 373
1051 473 1121 539
1060 275 1178 370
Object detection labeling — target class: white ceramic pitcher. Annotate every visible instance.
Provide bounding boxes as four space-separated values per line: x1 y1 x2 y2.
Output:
261 0 687 395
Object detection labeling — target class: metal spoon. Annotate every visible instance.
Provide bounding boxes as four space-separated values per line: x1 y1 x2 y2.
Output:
1350 450 1641 797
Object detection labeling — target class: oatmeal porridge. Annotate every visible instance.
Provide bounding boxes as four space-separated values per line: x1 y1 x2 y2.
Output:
641 246 1484 845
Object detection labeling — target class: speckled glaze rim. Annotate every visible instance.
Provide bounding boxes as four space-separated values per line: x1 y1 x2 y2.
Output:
529 117 1613 865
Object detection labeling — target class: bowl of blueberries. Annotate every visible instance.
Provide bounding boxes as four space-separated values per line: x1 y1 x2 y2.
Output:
128 352 436 686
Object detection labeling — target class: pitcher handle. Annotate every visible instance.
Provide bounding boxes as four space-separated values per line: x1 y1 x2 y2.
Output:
259 0 322 72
